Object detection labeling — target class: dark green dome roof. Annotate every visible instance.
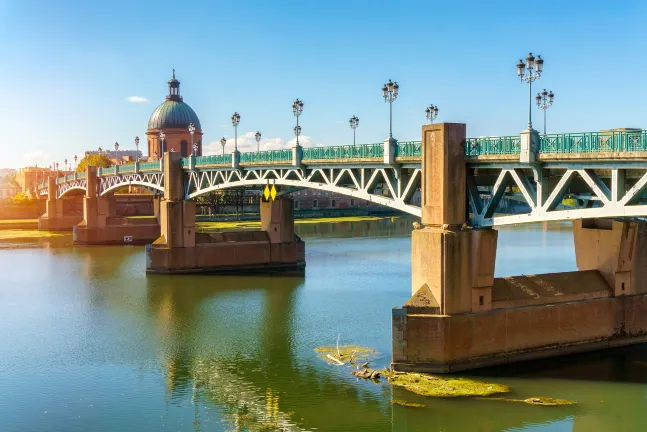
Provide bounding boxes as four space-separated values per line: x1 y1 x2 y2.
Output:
148 100 201 130
148 70 201 130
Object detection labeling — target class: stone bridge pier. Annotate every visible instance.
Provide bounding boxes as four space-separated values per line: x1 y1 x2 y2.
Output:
392 123 647 373
146 152 305 274
73 166 160 245
37 175 83 230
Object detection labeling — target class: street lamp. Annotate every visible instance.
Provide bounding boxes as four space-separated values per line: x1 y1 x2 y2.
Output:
134 136 140 161
292 99 304 146
64 158 68 172
74 154 78 169
220 137 227 155
349 115 359 146
382 79 399 138
231 112 240 152
517 52 544 130
159 130 166 156
255 131 261 152
425 105 439 124
535 89 555 135
189 123 196 156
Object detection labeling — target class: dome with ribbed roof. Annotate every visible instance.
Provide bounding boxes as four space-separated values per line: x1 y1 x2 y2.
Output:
147 70 201 130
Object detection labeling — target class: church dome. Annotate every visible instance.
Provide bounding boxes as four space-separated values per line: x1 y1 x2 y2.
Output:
147 70 201 130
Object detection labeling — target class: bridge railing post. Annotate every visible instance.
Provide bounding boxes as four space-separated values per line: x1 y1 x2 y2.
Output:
189 154 196 170
115 164 120 175
292 144 302 166
98 167 103 177
135 161 140 174
232 151 240 169
520 128 539 163
384 137 397 164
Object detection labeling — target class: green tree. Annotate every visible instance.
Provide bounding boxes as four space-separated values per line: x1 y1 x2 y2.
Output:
76 154 113 173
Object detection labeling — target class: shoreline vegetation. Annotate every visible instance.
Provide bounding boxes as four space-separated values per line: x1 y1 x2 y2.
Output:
315 344 576 407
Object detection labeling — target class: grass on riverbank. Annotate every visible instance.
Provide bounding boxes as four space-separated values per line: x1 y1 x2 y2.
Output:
0 219 38 224
197 215 395 231
0 230 68 240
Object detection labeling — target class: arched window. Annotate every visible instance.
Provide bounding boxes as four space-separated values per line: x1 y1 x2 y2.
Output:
181 140 188 157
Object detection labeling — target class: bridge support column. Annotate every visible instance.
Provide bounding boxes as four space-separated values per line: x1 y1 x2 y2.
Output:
73 166 160 245
37 175 83 231
146 152 304 274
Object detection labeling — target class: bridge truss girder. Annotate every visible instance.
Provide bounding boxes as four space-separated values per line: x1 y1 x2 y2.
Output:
185 165 422 216
470 162 647 227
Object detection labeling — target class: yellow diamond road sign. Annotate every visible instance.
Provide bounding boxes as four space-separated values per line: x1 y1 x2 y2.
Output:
270 185 277 201
263 185 270 200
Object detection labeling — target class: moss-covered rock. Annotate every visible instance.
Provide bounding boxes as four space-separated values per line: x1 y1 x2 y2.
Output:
384 371 510 398
392 399 425 408
488 397 576 406
314 345 375 364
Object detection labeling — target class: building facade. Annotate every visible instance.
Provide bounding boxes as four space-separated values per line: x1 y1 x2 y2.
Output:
146 70 203 159
14 167 51 192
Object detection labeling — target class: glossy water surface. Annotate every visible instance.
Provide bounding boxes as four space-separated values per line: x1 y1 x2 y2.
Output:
1 218 646 431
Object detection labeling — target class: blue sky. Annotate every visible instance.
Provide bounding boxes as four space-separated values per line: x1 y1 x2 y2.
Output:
0 0 646 168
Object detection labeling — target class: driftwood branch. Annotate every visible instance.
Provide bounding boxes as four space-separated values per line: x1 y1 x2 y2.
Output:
327 354 344 365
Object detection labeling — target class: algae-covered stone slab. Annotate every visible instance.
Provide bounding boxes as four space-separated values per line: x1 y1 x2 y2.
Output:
385 371 510 398
488 397 576 406
392 399 425 408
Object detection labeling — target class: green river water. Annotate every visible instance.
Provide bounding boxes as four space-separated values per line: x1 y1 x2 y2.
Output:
1 217 646 431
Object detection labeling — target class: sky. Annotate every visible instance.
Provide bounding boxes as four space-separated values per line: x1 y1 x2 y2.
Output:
0 0 646 169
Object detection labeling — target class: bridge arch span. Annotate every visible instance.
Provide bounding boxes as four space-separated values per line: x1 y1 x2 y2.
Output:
59 186 87 198
100 181 164 197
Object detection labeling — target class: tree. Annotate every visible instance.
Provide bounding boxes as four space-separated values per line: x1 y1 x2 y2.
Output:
76 154 113 173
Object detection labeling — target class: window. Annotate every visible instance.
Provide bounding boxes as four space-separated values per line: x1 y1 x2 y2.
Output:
331 199 336 208
181 140 188 157
295 200 300 209
312 199 318 208
479 296 484 306
350 199 354 206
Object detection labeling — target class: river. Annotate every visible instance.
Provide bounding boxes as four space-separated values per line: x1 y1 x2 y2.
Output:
1 217 646 431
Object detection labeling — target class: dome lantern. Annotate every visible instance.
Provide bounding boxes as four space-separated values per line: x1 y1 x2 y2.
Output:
167 68 182 101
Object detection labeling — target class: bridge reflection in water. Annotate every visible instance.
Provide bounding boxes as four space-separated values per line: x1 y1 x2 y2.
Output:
143 271 576 431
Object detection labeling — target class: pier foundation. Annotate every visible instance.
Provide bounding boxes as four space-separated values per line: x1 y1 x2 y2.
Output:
73 166 160 245
392 123 647 373
37 175 83 230
146 152 305 274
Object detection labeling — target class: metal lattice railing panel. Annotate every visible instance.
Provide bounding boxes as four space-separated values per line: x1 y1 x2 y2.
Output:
119 164 136 174
302 143 384 160
102 167 116 176
240 149 293 163
465 136 521 156
540 131 647 153
195 154 231 167
139 161 161 171
396 141 422 157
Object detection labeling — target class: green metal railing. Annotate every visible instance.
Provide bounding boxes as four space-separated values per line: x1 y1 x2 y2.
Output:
65 174 75 182
540 131 647 153
102 167 116 176
78 172 86 179
38 181 46 190
395 141 422 158
302 143 383 160
464 136 521 156
119 164 136 173
139 161 161 171
240 149 293 163
195 154 231 167
181 158 190 168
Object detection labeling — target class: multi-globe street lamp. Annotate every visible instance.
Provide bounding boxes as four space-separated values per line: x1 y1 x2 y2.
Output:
425 105 439 124
134 136 140 161
74 154 78 169
292 99 304 146
231 112 241 152
535 89 555 135
255 131 261 152
193 143 198 156
189 122 196 156
349 115 359 146
382 79 399 138
114 141 119 164
516 52 544 130
220 137 227 155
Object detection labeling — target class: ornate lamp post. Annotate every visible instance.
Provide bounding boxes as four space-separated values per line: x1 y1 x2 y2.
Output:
193 143 198 156
154 151 158 161
114 141 119 164
55 162 59 175
255 131 261 152
535 89 554 135
134 136 140 161
292 99 304 146
231 113 240 152
159 130 166 155
516 52 544 130
349 115 359 146
425 105 439 124
220 137 227 155
382 80 399 138
74 154 78 169
189 123 196 156
64 158 68 172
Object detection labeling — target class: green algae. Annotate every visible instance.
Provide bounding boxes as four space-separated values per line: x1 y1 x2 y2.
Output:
0 219 38 225
383 371 510 398
0 230 67 241
392 399 426 408
314 345 375 364
197 216 397 231
487 397 577 406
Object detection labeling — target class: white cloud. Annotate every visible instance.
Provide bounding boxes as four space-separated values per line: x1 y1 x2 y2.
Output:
202 131 325 156
23 150 51 168
127 96 149 103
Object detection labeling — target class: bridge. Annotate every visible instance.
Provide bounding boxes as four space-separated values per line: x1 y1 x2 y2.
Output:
36 124 647 374
38 129 647 227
